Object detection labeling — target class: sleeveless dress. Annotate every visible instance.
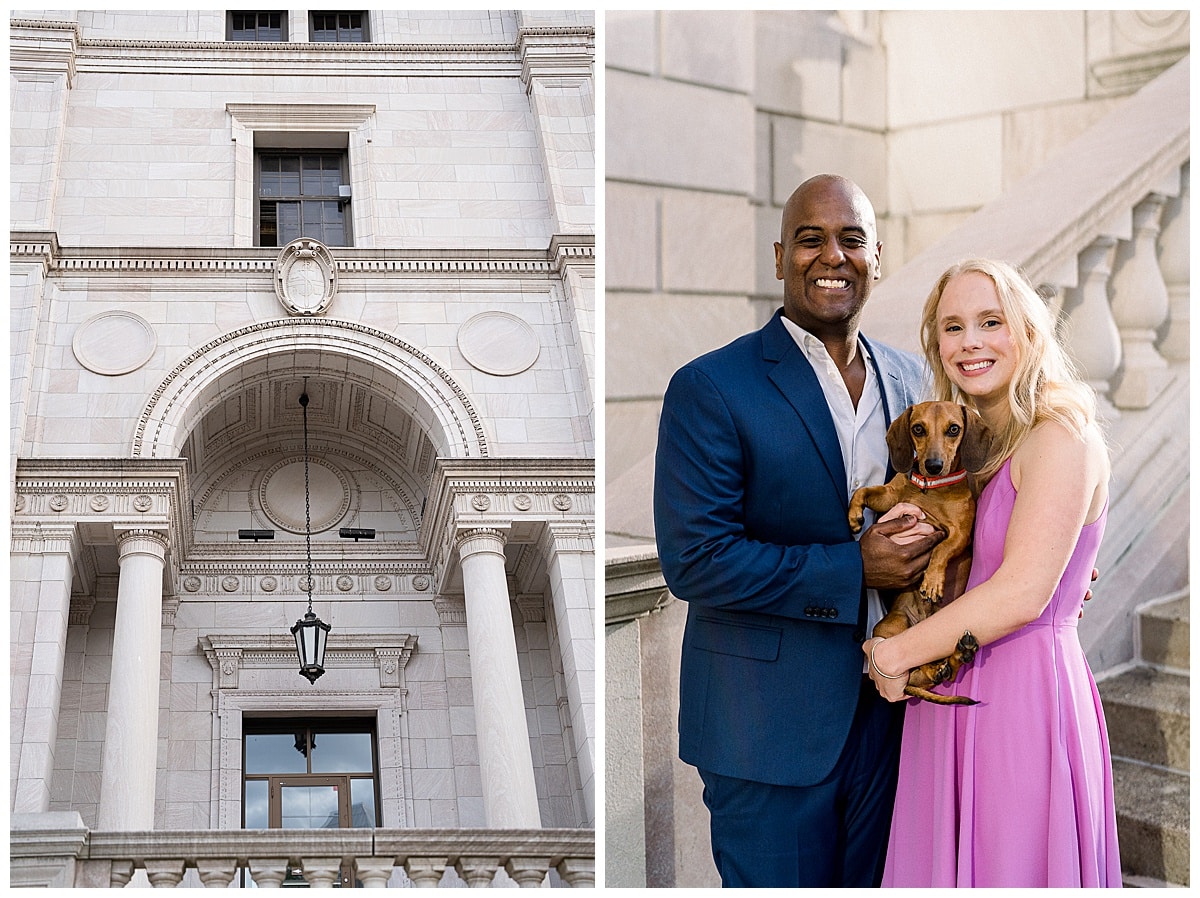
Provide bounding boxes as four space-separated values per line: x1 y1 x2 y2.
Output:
882 458 1121 887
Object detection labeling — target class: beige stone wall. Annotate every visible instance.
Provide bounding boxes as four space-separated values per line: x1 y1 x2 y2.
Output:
604 9 1188 543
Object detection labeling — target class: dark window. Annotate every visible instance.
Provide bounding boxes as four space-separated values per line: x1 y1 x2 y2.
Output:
257 152 350 247
311 11 368 42
228 12 287 42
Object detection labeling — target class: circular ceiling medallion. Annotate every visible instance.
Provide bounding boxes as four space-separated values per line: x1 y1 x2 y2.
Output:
72 310 157 376
259 458 351 534
457 311 540 376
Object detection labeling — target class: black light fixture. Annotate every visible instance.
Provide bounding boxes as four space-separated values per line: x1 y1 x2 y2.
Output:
290 386 330 684
239 529 275 542
339 527 375 541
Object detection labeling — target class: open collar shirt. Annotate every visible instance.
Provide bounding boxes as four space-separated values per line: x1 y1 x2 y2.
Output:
781 316 889 648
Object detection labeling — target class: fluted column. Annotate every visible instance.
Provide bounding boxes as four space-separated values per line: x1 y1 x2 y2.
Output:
1060 237 1122 417
540 523 596 825
11 523 79 813
97 528 169 830
455 527 542 828
1110 193 1171 408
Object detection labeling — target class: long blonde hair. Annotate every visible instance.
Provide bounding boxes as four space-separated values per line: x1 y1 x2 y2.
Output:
919 258 1099 478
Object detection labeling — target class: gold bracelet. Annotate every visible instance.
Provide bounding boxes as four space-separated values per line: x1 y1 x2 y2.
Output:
869 638 906 680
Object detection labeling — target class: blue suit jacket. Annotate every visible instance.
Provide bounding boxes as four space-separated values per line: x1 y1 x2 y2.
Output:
654 309 927 787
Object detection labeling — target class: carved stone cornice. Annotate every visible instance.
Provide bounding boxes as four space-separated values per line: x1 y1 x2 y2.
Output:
604 547 673 627
199 632 417 690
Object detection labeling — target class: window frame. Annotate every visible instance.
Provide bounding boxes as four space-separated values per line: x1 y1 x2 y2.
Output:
227 11 288 42
254 149 352 248
309 11 370 43
242 718 380 831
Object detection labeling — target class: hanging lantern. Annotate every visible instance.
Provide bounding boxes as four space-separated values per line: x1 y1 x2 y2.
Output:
291 609 330 684
292 385 330 683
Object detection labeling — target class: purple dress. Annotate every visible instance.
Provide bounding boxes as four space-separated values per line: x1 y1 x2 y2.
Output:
882 459 1121 887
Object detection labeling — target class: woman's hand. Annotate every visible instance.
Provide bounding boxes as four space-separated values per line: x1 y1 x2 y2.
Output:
863 637 910 702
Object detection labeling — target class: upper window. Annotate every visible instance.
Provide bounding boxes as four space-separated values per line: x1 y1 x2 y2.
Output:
257 151 350 247
228 12 287 41
310 11 368 43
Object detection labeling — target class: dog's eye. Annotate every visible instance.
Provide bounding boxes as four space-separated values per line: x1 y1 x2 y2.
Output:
946 424 961 436
912 424 926 437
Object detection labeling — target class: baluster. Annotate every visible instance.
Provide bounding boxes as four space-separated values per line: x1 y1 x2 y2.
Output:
195 858 237 888
109 860 135 888
1156 164 1189 361
1110 193 1171 408
248 857 291 888
1059 236 1121 417
353 857 396 888
301 856 343 888
556 857 596 887
455 855 501 888
144 859 186 887
505 856 551 887
403 856 448 887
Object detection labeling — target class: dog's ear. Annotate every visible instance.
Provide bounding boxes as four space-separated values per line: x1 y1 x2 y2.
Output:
958 405 993 473
887 406 915 472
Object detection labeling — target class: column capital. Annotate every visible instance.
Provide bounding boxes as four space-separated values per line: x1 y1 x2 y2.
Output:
115 528 169 562
454 525 510 560
11 521 80 557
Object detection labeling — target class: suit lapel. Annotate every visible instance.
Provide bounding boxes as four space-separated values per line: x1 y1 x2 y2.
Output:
762 314 849 505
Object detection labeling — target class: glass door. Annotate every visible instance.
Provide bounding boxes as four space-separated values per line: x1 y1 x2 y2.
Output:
274 775 350 829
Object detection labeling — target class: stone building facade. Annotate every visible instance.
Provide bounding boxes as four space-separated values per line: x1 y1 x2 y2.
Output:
11 9 595 883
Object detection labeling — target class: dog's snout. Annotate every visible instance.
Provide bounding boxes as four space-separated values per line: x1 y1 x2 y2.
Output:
925 458 944 475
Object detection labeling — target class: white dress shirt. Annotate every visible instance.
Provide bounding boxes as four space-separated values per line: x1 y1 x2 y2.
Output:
780 317 889 655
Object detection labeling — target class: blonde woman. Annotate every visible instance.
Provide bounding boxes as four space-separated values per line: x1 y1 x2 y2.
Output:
864 259 1120 886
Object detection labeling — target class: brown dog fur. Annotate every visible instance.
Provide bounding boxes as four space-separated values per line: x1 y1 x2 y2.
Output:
849 401 993 705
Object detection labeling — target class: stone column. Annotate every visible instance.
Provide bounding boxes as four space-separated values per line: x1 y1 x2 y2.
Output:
455 527 541 828
12 523 79 813
97 529 169 830
540 523 596 825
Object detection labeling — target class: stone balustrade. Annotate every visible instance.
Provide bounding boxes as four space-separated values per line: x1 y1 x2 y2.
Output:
10 816 595 888
865 57 1190 417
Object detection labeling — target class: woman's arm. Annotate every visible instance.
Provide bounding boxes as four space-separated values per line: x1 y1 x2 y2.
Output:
866 421 1107 695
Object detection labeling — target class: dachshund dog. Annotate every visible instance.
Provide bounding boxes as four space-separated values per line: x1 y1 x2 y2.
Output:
849 401 993 705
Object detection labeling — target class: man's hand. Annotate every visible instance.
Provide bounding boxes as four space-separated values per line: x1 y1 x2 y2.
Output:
860 514 942 591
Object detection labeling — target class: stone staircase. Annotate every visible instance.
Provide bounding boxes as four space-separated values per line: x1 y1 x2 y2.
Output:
1097 591 1190 887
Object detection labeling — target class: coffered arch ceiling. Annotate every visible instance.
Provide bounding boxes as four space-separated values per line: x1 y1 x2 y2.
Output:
181 354 439 549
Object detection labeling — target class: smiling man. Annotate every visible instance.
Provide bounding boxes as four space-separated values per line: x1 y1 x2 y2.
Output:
653 174 940 887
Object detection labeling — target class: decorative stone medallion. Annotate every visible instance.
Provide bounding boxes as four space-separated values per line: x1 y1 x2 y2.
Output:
274 238 337 316
413 575 430 592
183 576 202 593
374 575 392 592
90 495 110 512
553 494 573 511
513 494 532 511
457 311 541 376
72 310 157 376
471 494 491 511
221 576 240 593
336 575 354 592
260 576 278 593
50 495 68 512
260 457 350 534
133 495 153 512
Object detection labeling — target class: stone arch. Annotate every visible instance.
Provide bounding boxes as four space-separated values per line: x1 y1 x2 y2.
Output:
132 318 488 461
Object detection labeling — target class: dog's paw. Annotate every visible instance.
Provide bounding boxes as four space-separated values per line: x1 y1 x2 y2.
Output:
955 630 979 664
918 573 945 604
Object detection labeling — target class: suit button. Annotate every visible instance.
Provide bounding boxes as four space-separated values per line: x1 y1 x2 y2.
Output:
830 609 838 618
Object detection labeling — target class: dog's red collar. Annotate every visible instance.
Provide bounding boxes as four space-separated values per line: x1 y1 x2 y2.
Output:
909 469 968 491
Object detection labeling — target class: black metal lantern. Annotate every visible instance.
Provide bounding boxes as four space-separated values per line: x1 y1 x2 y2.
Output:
291 609 330 684
291 386 330 683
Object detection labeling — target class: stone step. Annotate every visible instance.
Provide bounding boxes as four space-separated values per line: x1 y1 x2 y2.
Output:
1098 666 1189 772
1140 594 1189 671
1112 759 1189 886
